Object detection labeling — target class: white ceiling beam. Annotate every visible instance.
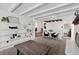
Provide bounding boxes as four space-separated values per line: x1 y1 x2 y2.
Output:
41 11 73 19
34 5 79 19
9 3 22 12
35 12 74 21
59 11 74 17
20 3 47 15
28 3 71 17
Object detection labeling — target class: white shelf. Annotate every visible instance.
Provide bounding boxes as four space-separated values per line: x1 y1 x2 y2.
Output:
0 22 34 49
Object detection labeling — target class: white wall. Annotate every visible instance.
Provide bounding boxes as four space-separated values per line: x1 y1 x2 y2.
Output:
0 10 19 50
34 20 43 32
58 14 75 22
0 10 35 50
0 10 18 21
0 10 35 40
58 14 75 33
19 16 35 40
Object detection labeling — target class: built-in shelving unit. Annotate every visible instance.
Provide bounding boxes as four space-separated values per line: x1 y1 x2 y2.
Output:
0 17 34 49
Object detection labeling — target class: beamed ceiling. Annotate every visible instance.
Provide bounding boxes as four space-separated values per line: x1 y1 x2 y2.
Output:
0 3 79 20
